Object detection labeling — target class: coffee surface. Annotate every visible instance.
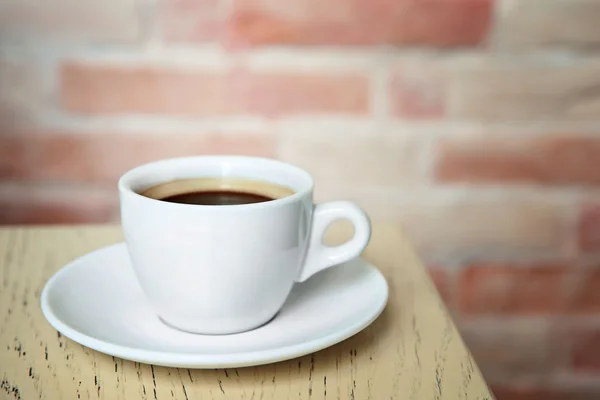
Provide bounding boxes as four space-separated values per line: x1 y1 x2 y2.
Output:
140 177 295 206
161 190 273 205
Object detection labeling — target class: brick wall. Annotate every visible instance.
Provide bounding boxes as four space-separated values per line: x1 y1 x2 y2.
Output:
1 0 600 397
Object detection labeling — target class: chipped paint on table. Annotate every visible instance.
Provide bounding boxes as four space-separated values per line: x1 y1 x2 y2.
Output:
0 224 493 399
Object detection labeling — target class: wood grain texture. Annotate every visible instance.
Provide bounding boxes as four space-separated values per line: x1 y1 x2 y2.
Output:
0 224 493 399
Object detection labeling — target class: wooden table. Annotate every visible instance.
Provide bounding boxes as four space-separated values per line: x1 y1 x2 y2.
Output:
0 223 493 399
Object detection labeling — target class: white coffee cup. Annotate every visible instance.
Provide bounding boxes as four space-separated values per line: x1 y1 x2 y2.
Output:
118 156 371 335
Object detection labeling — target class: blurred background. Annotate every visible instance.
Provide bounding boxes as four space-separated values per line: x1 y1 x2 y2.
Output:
1 0 600 398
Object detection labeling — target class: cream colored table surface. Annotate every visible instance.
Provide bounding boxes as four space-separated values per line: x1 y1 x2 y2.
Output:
0 224 493 400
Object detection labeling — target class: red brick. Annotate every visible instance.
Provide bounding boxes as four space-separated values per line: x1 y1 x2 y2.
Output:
567 268 600 313
579 204 600 252
426 266 452 306
227 0 492 47
0 0 139 43
460 320 565 379
61 63 227 115
491 386 600 400
0 57 43 122
0 183 117 225
0 132 275 184
571 328 600 373
459 264 569 315
495 0 600 50
278 132 424 189
435 136 600 185
448 59 600 120
390 60 446 119
162 0 225 43
60 62 369 116
395 199 567 259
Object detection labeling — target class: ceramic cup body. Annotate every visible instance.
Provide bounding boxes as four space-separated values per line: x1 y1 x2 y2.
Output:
118 156 371 334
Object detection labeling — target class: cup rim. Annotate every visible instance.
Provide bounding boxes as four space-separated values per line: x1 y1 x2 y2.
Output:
118 155 314 210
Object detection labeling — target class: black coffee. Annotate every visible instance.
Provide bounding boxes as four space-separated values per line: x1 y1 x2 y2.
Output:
141 178 295 205
160 190 274 206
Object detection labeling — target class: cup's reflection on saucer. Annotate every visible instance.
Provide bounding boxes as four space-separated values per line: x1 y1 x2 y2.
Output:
156 312 280 335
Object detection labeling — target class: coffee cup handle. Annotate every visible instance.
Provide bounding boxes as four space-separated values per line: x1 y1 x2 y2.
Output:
296 201 371 283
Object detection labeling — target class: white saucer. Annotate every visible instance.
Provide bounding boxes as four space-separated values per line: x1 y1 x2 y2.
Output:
41 243 388 368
